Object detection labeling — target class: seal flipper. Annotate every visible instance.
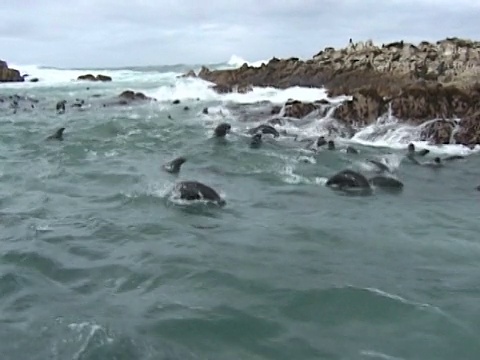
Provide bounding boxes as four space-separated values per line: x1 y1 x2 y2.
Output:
46 127 65 141
163 157 187 174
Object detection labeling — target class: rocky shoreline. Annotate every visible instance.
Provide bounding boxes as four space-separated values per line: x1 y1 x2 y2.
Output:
189 37 480 146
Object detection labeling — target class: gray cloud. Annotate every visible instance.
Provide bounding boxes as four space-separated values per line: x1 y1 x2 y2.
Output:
1 0 479 68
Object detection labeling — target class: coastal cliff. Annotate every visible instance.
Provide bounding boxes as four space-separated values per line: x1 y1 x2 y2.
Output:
0 60 24 82
193 37 480 146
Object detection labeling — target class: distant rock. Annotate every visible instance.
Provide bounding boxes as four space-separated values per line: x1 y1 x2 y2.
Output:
0 60 24 82
118 90 152 101
77 74 112 82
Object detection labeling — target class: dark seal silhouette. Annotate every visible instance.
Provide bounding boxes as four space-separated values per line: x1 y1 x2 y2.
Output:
56 100 67 113
163 157 187 174
368 159 392 173
316 136 327 147
250 133 262 148
369 175 404 190
346 146 359 154
327 140 335 150
46 127 66 141
214 123 231 137
174 181 226 206
248 124 280 138
326 169 371 190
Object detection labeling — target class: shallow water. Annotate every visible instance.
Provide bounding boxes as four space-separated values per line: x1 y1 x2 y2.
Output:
1 68 480 360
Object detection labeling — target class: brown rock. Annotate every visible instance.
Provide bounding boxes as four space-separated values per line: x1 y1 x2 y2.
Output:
420 120 455 144
118 90 151 101
0 60 24 82
77 74 112 81
283 100 318 119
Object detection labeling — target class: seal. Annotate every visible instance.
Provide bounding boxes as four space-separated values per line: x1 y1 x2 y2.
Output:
214 123 231 138
56 100 67 113
250 133 262 149
476 185 480 191
163 157 186 174
46 127 65 141
316 136 327 147
369 175 404 190
408 143 429 157
327 140 335 150
368 159 392 173
326 169 371 190
174 181 226 206
443 155 465 161
248 124 280 138
423 157 443 168
346 146 359 154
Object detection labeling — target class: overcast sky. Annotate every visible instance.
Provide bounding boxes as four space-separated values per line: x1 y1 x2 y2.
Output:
1 0 479 68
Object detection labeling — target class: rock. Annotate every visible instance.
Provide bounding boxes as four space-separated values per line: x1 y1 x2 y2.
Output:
283 100 318 119
194 37 480 144
172 99 180 104
270 105 282 115
420 119 455 144
77 74 112 81
118 90 152 101
179 70 196 78
0 60 24 82
96 74 112 82
454 111 480 146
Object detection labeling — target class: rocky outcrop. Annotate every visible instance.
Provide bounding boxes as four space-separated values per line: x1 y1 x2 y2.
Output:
0 60 24 82
197 37 480 145
77 74 112 82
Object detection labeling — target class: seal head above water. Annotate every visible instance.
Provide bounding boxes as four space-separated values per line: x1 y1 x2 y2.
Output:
163 157 187 174
174 181 226 206
214 123 231 138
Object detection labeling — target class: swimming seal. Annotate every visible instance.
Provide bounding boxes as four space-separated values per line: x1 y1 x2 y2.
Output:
327 140 335 150
163 157 186 174
421 157 443 168
250 133 262 148
214 123 231 137
174 181 226 206
369 176 404 190
407 143 429 157
46 127 65 141
443 155 465 161
326 169 371 190
56 100 67 113
368 159 392 173
316 136 327 147
248 124 280 138
346 146 359 154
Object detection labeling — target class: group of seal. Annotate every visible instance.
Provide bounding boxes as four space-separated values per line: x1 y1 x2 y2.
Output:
47 117 477 207
325 142 468 193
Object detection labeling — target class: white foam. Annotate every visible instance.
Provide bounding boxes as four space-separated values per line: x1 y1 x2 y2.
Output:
226 54 268 68
4 63 173 88
350 117 479 156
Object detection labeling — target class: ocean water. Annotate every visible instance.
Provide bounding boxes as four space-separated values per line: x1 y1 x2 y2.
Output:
1 56 480 360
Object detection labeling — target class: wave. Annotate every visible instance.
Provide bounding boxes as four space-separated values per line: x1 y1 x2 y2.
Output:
3 62 479 156
226 55 268 69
